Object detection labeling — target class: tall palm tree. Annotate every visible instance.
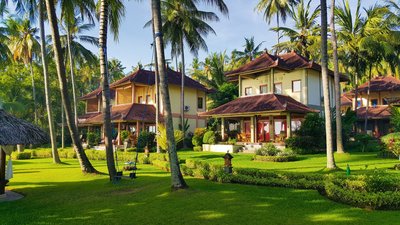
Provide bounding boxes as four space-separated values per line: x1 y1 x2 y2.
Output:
320 0 336 169
159 0 220 138
271 0 320 59
152 0 187 190
4 18 39 125
108 58 126 82
60 0 95 127
330 0 344 153
255 0 299 46
44 0 98 173
98 0 125 181
232 37 264 64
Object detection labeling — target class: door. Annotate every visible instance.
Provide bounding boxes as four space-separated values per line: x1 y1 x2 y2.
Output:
257 121 270 142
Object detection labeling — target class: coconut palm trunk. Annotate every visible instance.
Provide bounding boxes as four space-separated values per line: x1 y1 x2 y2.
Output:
29 62 38 125
364 66 372 132
66 27 79 127
330 0 344 153
276 12 280 45
99 0 117 180
180 36 185 140
320 0 336 169
39 0 60 163
45 0 98 173
152 0 187 190
151 19 161 153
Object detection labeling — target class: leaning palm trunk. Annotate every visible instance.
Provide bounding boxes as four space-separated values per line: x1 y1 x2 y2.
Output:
45 0 98 173
330 0 344 153
66 27 79 127
180 36 185 141
39 0 60 163
99 0 117 180
29 62 38 125
152 0 187 189
320 0 336 169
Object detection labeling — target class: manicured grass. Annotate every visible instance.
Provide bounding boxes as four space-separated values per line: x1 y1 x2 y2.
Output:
178 151 400 174
1 157 399 225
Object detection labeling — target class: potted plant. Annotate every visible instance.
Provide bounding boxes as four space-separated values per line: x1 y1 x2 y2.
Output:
120 130 130 151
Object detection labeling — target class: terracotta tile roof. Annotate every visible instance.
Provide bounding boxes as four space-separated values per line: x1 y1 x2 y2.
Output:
354 75 400 94
81 68 211 100
78 103 160 125
80 88 115 100
341 94 352 106
356 106 391 120
200 93 318 116
225 51 349 82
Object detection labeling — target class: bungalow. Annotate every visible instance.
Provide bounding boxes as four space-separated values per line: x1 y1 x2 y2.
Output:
78 68 211 144
200 51 349 144
343 75 400 136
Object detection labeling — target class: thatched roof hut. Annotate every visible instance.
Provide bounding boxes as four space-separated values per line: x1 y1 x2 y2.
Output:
0 109 49 145
0 109 49 195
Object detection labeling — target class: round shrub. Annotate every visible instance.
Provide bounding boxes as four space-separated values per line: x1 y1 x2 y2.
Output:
192 128 206 146
137 131 156 151
120 130 130 142
203 131 216 144
255 143 279 156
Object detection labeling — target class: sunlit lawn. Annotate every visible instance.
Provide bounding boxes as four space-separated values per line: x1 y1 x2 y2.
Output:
1 155 399 225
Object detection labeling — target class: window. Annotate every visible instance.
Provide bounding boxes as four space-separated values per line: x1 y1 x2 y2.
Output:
274 83 282 94
146 95 151 104
357 100 362 108
138 96 143 104
259 85 268 94
383 98 388 105
244 87 252 96
197 97 203 109
292 80 301 92
371 99 378 107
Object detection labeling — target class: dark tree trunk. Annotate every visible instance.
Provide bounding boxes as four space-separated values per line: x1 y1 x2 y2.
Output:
45 0 98 173
29 62 38 125
321 0 336 169
151 19 161 153
66 27 79 127
180 36 185 140
152 0 187 190
364 66 372 132
0 149 5 195
99 0 117 180
330 0 344 153
39 0 61 163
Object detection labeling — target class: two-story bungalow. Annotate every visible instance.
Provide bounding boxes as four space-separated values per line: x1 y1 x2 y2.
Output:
78 68 210 144
201 51 348 143
343 75 400 136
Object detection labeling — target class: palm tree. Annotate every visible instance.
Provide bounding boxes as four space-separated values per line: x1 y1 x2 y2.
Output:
271 0 320 59
152 0 187 190
108 58 126 82
0 25 9 65
255 0 299 46
60 0 95 127
232 37 264 64
4 18 39 125
98 0 125 181
44 0 98 173
320 0 336 169
159 0 220 139
330 0 344 153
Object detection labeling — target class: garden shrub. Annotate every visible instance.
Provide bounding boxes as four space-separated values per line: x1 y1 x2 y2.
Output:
193 146 202 152
120 130 130 142
87 132 101 146
137 131 156 151
254 144 297 162
151 160 170 172
192 128 206 147
253 155 297 162
255 143 279 156
354 133 379 152
202 130 216 144
381 133 400 160
227 138 237 145
285 136 321 154
14 152 31 160
156 124 184 151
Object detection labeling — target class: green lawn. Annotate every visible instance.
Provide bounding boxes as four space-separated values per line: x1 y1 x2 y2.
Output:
1 155 399 225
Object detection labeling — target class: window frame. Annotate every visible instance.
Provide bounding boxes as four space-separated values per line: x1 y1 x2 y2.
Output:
371 99 378 106
138 96 143 104
197 97 204 109
274 83 282 94
146 95 151 104
244 87 253 96
292 80 301 93
259 84 268 94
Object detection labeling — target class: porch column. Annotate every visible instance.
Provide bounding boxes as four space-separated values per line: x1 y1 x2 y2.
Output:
286 113 292 138
101 125 105 139
250 116 255 143
269 116 275 142
221 118 225 140
136 121 139 138
117 122 121 145
240 119 244 133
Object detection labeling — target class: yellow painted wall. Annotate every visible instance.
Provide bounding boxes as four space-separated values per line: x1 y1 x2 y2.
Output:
353 91 400 107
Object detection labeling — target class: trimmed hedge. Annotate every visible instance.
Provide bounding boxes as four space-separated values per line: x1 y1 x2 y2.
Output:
253 155 297 162
13 152 32 160
181 158 400 210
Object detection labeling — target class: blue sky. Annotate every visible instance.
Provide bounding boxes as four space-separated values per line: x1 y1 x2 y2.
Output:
5 0 376 73
94 0 373 73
